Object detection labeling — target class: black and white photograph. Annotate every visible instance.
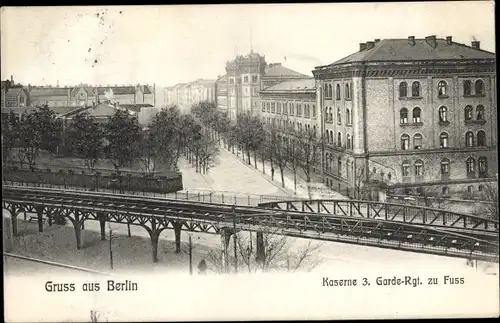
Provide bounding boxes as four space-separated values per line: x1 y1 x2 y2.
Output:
2 2 498 321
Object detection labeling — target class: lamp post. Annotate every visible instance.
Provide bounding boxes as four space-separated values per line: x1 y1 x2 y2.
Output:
232 205 238 273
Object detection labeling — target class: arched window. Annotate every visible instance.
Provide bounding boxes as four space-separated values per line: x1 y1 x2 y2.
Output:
414 160 424 176
400 108 408 124
399 82 408 98
438 81 447 97
412 107 421 123
440 158 450 175
439 132 449 148
336 84 341 100
475 79 484 95
346 134 351 149
325 130 329 143
325 152 330 170
411 81 420 97
438 106 448 122
465 131 474 147
262 102 265 112
328 84 333 98
466 157 475 173
464 105 473 120
329 130 333 145
477 130 486 146
323 84 328 97
324 107 328 121
312 104 316 118
463 80 472 96
401 134 410 150
290 103 295 116
338 157 342 175
345 83 350 99
329 107 333 122
413 133 423 149
284 103 288 115
478 157 488 174
346 160 351 180
402 161 410 177
346 107 351 125
442 186 449 195
476 105 485 120
337 132 342 147
337 107 342 124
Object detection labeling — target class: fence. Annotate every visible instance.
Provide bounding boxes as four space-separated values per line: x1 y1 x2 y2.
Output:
3 167 183 194
165 189 288 206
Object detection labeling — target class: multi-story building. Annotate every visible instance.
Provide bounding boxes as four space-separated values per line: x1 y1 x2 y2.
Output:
313 35 497 197
215 75 228 113
259 78 318 135
225 51 309 120
164 80 215 112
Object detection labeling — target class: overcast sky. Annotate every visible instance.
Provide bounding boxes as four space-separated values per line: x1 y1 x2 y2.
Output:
1 2 495 89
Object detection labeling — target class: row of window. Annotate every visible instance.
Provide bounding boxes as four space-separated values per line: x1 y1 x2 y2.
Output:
400 105 486 125
324 106 352 125
323 82 352 100
324 130 353 150
400 130 487 150
401 156 489 177
229 76 259 85
398 79 485 98
264 117 317 134
262 101 316 118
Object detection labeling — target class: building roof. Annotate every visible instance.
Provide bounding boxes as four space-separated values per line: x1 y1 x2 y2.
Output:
96 86 136 95
326 37 496 66
29 87 69 97
264 63 309 78
119 103 154 112
143 85 153 94
5 87 28 97
261 78 316 92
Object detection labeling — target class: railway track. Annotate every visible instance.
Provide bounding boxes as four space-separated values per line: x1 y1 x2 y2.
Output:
3 185 499 261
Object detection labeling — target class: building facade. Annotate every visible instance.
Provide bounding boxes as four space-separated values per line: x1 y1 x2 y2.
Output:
215 75 228 113
164 80 215 112
313 35 497 197
224 51 309 120
259 78 318 135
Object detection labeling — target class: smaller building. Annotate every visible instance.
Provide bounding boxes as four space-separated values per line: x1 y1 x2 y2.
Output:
215 75 228 113
259 78 318 135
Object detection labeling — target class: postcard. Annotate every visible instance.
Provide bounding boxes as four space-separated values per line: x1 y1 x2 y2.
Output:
2 2 498 322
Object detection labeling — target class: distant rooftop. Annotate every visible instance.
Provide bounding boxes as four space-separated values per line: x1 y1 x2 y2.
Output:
261 78 315 92
264 63 309 78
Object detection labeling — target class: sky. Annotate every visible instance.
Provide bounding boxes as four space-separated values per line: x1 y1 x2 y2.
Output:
1 2 496 90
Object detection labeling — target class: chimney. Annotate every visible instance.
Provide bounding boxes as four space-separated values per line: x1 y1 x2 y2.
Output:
471 40 480 49
408 36 416 46
425 35 437 48
359 43 367 51
10 75 13 83
446 36 453 45
366 41 375 49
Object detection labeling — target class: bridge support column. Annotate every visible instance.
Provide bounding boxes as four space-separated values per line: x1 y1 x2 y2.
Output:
47 210 53 227
10 211 18 237
256 231 266 266
173 222 182 253
97 212 106 241
220 228 232 273
35 206 44 233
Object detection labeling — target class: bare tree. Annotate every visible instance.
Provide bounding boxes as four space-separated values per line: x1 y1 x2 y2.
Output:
207 229 322 274
292 127 322 199
265 123 289 188
481 181 499 221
